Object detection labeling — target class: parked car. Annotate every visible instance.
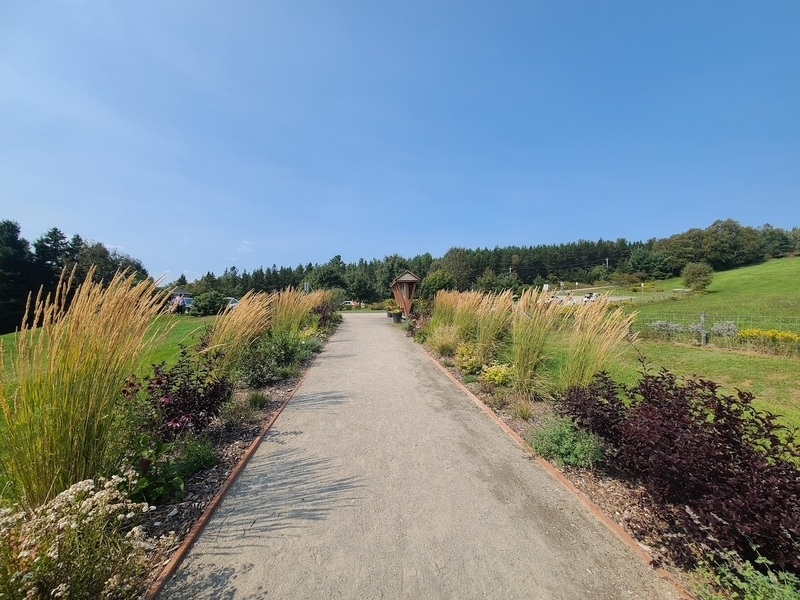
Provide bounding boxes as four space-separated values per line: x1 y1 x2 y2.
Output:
223 297 239 309
583 292 597 303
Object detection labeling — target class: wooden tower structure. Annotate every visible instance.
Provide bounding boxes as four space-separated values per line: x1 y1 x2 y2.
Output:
389 270 421 316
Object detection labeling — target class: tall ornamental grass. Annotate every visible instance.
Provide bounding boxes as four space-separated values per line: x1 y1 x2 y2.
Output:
0 269 170 506
453 291 484 342
428 325 460 357
474 290 512 364
557 297 636 390
429 290 459 331
271 288 330 338
203 290 272 378
511 288 561 401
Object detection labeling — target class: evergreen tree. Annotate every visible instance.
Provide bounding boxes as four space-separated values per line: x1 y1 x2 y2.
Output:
0 220 37 333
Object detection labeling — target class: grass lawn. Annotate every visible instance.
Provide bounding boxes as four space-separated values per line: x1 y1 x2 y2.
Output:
2 314 215 378
625 256 800 331
610 341 800 427
138 315 216 371
489 259 800 429
540 338 800 428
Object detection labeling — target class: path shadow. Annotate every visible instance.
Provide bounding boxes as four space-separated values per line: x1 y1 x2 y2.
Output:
161 445 363 599
289 390 350 409
315 352 358 360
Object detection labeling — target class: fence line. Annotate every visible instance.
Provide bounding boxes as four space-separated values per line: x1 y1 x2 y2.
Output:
631 313 800 334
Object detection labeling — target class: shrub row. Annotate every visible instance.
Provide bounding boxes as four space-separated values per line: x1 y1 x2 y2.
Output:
558 369 800 574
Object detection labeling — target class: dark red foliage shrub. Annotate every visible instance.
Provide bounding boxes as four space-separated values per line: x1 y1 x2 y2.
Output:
558 369 800 574
123 346 233 440
311 301 338 329
556 372 627 446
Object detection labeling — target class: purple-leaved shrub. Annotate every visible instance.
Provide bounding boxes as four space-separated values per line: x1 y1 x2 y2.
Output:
123 346 233 440
558 369 800 574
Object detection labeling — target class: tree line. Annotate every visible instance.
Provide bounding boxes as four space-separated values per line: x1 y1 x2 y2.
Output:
173 218 799 304
0 221 148 333
2 218 798 333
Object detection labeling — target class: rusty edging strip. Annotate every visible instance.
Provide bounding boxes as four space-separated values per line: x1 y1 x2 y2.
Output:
419 346 695 600
143 372 308 600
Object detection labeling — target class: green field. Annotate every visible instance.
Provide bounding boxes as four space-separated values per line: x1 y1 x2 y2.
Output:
1 314 215 379
623 256 800 331
140 315 215 370
605 341 800 426
608 257 800 427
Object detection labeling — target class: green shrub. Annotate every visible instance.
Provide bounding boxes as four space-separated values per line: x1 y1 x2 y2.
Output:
248 391 270 409
219 399 256 428
127 434 184 505
693 550 800 600
682 262 714 292
300 334 323 354
177 435 218 477
239 330 311 387
463 374 478 384
456 343 483 375
528 416 605 468
480 363 514 386
0 477 151 599
190 290 227 316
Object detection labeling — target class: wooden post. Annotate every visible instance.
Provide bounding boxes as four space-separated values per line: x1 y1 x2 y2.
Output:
700 311 706 346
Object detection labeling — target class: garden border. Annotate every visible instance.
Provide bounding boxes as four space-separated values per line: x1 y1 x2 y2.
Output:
419 345 695 600
143 372 308 600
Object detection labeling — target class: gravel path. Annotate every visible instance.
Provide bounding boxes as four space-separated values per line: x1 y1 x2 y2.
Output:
159 313 680 599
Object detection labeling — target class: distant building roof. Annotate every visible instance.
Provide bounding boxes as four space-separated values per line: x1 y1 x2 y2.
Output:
389 270 421 287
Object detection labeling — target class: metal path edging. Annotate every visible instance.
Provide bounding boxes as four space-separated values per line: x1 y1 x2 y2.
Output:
418 344 695 600
144 371 309 600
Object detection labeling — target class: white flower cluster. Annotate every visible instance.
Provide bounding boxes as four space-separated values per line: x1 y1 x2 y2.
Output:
0 476 155 599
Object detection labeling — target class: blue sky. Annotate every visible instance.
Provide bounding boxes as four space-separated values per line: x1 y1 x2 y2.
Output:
1 1 798 282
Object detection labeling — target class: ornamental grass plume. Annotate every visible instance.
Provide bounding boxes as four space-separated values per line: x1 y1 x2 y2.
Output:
511 287 561 401
557 296 637 390
202 290 272 379
474 290 512 364
430 290 459 331
0 268 170 507
453 291 484 342
428 324 460 357
271 287 329 338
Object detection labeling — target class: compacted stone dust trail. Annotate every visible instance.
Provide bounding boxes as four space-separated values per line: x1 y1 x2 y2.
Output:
159 313 679 600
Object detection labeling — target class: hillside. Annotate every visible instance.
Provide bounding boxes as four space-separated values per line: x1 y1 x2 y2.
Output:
628 256 800 331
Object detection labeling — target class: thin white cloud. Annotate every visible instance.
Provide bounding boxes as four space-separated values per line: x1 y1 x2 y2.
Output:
237 241 253 254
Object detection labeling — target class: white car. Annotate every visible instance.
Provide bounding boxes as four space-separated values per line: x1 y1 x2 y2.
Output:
223 297 239 309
